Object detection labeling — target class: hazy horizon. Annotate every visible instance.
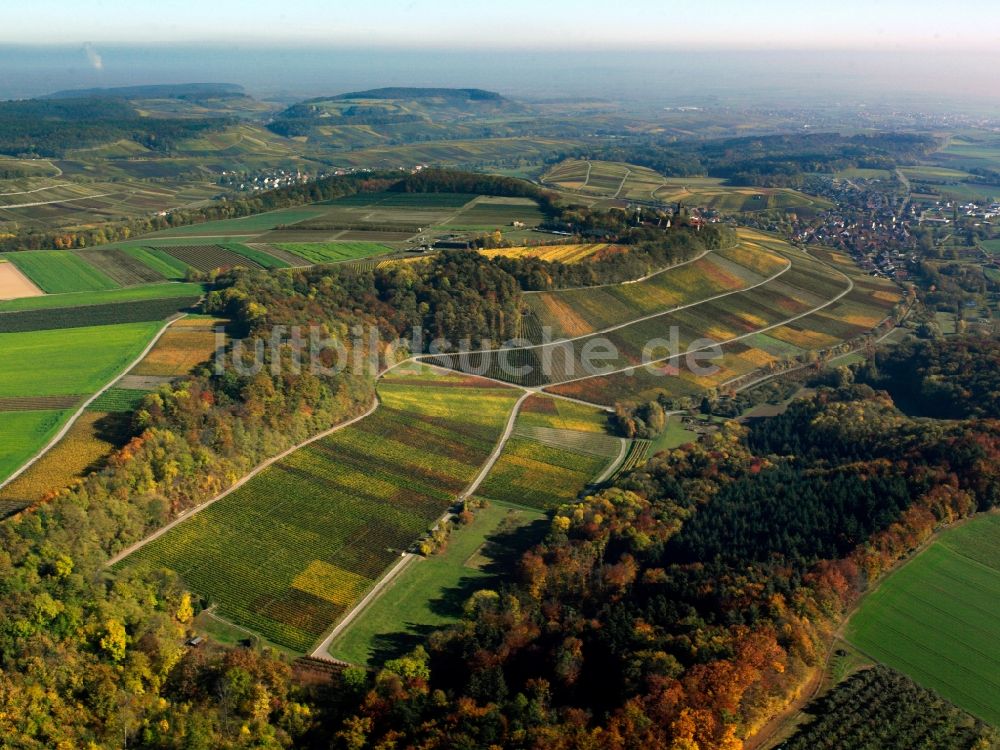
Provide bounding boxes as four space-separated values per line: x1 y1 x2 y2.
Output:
1 44 999 110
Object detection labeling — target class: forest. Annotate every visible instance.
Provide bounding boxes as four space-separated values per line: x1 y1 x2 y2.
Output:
860 335 1000 419
0 97 233 157
2 225 997 746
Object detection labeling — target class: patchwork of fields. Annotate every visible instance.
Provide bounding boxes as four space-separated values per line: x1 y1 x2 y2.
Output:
0 321 164 485
845 514 1000 726
542 159 833 213
120 365 522 652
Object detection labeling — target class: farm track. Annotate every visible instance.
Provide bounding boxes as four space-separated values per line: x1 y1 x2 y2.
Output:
543 248 856 390
312 390 532 658
0 314 184 493
1 192 114 209
592 438 629 485
445 251 791 358
522 241 731 294
105 397 381 567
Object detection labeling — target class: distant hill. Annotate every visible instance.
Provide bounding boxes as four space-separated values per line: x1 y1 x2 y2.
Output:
43 83 246 101
269 87 525 140
327 87 505 102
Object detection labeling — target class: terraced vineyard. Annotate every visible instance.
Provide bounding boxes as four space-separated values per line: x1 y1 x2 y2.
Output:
524 236 789 337
120 365 521 652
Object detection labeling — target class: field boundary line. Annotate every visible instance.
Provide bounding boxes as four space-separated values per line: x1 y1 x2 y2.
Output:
1 191 114 209
593 438 629 485
0 313 185 493
105 395 380 567
447 249 787 356
543 252 854 389
523 241 731 294
311 552 419 658
313 389 531 659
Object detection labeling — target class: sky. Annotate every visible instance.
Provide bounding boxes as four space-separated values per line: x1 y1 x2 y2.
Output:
3 0 999 50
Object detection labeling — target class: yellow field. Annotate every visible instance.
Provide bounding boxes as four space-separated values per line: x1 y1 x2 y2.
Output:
478 244 612 264
131 327 221 377
0 411 118 505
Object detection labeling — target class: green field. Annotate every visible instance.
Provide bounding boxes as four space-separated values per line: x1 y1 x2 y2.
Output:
0 410 68 485
0 282 205 313
276 242 395 264
649 416 699 454
7 250 120 293
86 388 151 413
121 365 521 652
120 247 193 280
845 514 1000 726
327 501 546 666
0 322 162 397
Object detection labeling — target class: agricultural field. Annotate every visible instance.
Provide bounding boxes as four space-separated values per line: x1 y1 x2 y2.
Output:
7 250 119 293
0 321 164 483
525 232 790 337
275 242 394 265
478 243 614 264
120 364 521 652
0 295 199 333
0 410 68 491
0 282 204 313
0 410 127 510
442 196 546 231
0 322 163 398
475 395 621 510
130 318 223 378
0 260 43 300
844 513 1000 726
326 501 546 667
542 159 668 200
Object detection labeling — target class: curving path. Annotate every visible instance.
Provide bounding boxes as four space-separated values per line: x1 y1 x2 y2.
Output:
0 314 185 493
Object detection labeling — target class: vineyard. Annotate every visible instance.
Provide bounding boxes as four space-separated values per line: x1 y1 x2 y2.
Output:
0 295 198 333
525 238 789 336
120 247 192 280
845 514 1000 726
87 388 149 413
478 244 613 264
121 365 521 652
780 666 997 750
160 245 265 273
0 410 123 508
475 395 620 510
81 248 167 285
275 242 395 264
130 320 222 377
